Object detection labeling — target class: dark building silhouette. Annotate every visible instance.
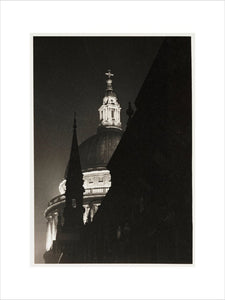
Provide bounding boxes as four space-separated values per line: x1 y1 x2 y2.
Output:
83 37 192 263
44 37 192 264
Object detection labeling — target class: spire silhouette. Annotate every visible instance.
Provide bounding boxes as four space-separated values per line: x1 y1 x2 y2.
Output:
65 113 84 208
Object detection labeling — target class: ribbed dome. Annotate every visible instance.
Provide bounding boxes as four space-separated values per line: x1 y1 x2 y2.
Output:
79 128 122 171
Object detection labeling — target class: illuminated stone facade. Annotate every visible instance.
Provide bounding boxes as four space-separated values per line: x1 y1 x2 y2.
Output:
44 70 122 252
83 169 111 222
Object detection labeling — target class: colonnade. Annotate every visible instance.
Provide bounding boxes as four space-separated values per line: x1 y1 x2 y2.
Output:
99 104 121 127
45 205 100 251
83 204 99 224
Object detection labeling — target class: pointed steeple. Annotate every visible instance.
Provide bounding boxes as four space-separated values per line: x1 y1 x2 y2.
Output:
65 113 84 208
98 70 122 130
59 114 85 263
44 114 85 263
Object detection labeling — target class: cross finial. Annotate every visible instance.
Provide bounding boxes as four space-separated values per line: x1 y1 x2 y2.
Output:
105 69 114 79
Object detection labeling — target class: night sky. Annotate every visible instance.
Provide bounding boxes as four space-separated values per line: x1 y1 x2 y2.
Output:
34 36 164 263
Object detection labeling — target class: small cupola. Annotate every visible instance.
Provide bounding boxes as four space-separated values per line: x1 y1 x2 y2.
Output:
98 70 122 130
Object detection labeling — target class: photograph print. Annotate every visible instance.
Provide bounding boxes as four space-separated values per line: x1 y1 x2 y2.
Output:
34 36 192 264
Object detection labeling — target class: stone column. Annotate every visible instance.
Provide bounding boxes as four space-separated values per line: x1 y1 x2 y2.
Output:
52 212 58 241
46 215 53 251
118 108 121 123
105 107 107 122
90 204 99 222
115 108 119 124
83 205 90 224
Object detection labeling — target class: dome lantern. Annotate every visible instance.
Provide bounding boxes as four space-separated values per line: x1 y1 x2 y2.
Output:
98 70 122 130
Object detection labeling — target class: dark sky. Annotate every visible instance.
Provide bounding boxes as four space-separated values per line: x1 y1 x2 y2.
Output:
34 36 164 263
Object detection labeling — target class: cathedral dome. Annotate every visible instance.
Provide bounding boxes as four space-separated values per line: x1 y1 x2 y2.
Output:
79 127 122 171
